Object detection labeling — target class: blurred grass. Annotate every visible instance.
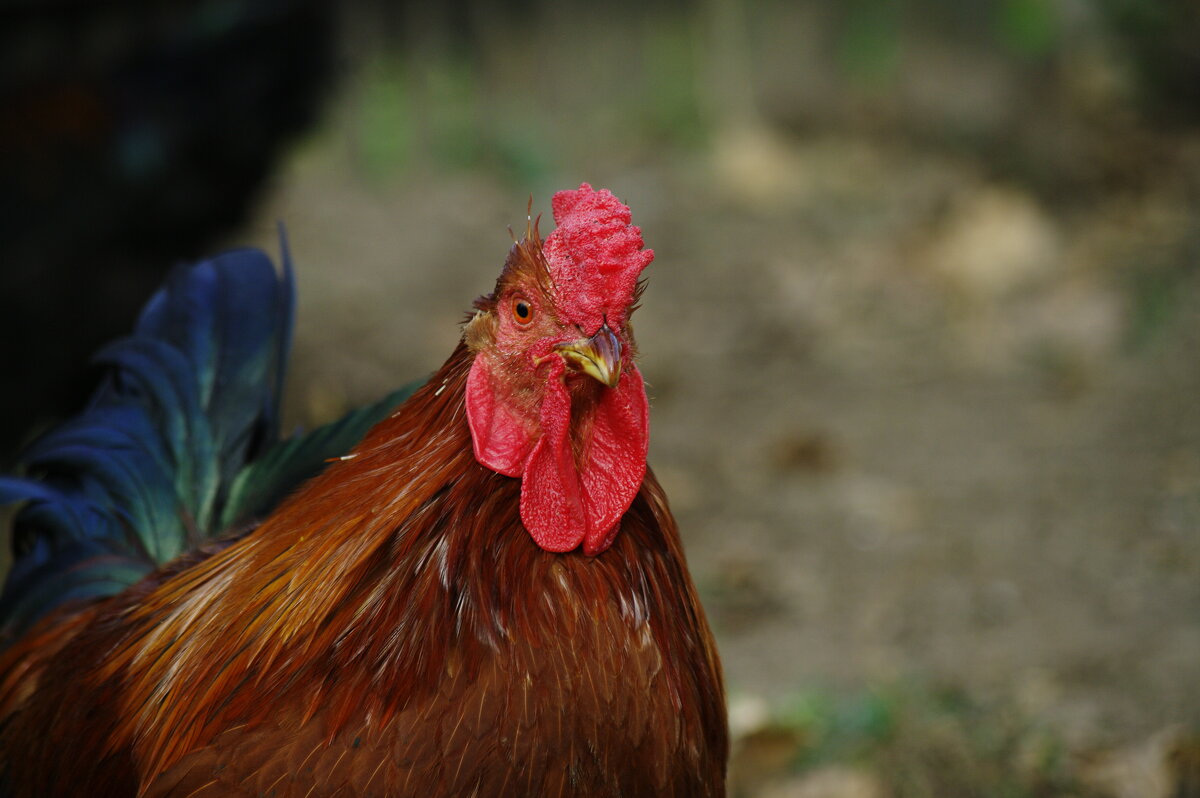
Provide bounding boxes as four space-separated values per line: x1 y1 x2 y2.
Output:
339 6 716 190
734 683 1093 798
837 0 902 86
330 0 1200 200
995 0 1059 60
354 53 413 181
642 20 708 147
1123 228 1200 352
348 51 555 186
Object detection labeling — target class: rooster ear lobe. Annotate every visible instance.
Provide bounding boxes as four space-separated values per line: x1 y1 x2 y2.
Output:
466 357 536 477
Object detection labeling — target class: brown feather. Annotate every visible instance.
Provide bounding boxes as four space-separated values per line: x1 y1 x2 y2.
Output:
0 338 726 797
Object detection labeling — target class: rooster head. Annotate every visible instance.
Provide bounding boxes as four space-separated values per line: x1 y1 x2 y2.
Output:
464 184 654 556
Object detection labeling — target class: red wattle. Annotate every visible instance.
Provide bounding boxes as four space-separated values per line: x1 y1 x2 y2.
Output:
517 362 649 556
519 373 587 552
578 367 649 555
470 350 651 555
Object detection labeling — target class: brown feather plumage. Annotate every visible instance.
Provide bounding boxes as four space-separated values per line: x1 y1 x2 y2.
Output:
0 324 726 797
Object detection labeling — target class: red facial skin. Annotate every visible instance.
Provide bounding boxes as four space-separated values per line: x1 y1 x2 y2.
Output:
466 184 653 555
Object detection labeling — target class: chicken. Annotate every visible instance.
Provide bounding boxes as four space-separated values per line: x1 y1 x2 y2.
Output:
0 184 728 797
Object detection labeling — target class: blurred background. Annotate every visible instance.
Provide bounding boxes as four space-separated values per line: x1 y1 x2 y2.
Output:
2 0 1199 794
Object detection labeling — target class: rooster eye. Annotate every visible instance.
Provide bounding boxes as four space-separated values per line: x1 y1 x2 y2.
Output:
512 297 533 325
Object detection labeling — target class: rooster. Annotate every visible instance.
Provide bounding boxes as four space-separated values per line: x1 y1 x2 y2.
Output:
0 184 728 797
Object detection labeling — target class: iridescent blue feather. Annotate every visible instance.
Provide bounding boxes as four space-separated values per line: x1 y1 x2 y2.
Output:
0 239 419 644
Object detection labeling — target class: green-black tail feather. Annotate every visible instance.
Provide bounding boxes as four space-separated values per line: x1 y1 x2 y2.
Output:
0 239 418 645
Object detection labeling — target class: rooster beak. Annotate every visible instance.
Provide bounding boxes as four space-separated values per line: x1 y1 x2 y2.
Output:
555 325 622 388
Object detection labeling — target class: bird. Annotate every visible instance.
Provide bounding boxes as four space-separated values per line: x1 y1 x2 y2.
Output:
0 183 728 797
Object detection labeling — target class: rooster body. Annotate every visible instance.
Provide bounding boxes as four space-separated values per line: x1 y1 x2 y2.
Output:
0 187 727 797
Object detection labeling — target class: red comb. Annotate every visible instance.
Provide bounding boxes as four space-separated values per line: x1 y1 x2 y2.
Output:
542 183 654 331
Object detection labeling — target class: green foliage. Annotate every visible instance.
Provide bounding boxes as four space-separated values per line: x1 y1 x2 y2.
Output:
640 22 708 148
423 57 485 170
837 0 901 86
1125 266 1185 351
355 54 413 182
831 0 1066 86
774 688 897 766
352 49 558 186
760 683 1092 798
995 0 1059 59
492 123 555 187
1121 228 1200 351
